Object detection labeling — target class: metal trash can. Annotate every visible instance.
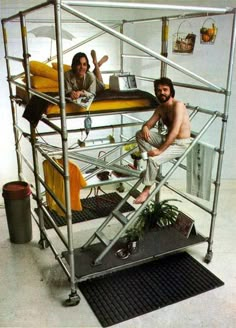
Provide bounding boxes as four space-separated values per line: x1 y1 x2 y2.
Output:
2 181 32 244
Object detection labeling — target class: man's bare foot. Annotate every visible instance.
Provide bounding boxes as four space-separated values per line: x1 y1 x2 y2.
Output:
98 55 108 67
134 187 150 204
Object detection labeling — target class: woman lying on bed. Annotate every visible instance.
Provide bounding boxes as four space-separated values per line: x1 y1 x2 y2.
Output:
64 50 108 100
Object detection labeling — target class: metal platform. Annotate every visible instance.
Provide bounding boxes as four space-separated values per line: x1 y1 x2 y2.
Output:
62 227 207 282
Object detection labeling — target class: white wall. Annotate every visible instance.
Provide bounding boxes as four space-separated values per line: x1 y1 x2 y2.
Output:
0 0 236 193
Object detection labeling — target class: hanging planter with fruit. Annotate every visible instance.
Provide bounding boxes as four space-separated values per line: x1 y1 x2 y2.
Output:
172 20 196 54
200 18 217 44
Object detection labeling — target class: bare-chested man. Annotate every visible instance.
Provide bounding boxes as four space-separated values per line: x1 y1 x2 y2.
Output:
134 77 191 204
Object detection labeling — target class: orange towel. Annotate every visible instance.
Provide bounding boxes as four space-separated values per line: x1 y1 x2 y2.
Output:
43 158 87 216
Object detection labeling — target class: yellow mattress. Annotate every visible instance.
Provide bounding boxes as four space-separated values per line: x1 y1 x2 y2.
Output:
46 98 153 116
16 86 156 117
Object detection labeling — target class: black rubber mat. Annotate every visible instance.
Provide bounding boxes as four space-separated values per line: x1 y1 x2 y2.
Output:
78 252 224 327
44 192 135 229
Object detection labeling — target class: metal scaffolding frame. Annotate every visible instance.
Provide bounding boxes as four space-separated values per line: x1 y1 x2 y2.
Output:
2 0 235 306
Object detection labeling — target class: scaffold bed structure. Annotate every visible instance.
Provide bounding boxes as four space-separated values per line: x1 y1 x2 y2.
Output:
2 0 236 306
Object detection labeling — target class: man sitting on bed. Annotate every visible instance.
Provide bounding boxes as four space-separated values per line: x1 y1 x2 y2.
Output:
64 50 108 99
134 77 191 204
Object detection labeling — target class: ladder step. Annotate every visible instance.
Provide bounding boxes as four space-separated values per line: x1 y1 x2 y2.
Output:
95 231 110 246
112 210 128 225
129 188 141 199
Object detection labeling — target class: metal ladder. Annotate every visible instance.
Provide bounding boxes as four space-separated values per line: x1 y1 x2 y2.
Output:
82 112 218 266
82 178 143 265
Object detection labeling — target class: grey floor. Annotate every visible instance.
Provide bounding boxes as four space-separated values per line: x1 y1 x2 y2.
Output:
0 181 236 328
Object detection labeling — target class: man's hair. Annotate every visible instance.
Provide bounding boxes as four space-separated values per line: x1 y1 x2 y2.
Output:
71 52 90 73
154 77 175 98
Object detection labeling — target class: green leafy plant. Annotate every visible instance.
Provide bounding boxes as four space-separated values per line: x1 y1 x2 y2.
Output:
130 150 142 160
150 199 181 228
125 215 146 242
124 199 181 241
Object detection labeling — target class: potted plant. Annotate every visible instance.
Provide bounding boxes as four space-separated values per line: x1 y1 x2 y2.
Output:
118 199 180 258
125 198 181 239
130 150 142 169
124 215 146 254
144 199 181 230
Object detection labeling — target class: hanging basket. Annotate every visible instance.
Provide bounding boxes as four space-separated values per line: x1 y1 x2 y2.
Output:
172 20 196 54
200 18 217 44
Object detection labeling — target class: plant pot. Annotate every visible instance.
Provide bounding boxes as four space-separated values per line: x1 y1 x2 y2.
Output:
127 239 139 254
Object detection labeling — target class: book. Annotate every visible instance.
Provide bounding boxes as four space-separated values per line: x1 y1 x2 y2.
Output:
75 92 94 109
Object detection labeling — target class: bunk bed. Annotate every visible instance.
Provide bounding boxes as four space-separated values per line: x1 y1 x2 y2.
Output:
2 0 235 307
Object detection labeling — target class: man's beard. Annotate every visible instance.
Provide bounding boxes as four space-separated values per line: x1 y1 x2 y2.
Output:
157 93 171 103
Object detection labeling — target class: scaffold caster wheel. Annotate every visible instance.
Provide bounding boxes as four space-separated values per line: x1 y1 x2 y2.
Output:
64 292 80 307
116 183 125 193
204 251 213 264
38 238 50 249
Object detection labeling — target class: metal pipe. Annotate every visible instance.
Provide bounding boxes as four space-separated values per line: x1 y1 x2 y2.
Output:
173 81 226 94
122 113 145 123
1 1 51 23
10 80 61 105
1 20 23 180
122 54 157 60
207 9 236 258
72 137 136 174
35 146 65 176
120 22 124 73
41 117 63 134
120 134 129 140
160 17 169 77
68 147 140 180
14 18 122 24
31 210 71 280
31 121 142 137
54 0 77 297
40 204 69 249
62 1 230 13
163 182 213 214
124 11 233 24
186 105 224 118
44 23 120 63
135 75 226 94
20 11 48 246
46 139 136 156
19 149 67 214
17 117 144 141
189 108 199 121
157 16 169 203
61 4 223 91
5 55 24 63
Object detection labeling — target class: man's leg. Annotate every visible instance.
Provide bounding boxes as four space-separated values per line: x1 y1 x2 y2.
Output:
134 129 164 204
136 128 164 152
134 140 189 204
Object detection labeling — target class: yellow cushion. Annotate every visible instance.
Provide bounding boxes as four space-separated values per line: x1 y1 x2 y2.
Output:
30 76 58 88
51 62 71 72
29 61 58 81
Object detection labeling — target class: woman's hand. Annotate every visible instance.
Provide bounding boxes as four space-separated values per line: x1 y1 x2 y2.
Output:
70 90 82 100
142 125 150 141
148 148 162 157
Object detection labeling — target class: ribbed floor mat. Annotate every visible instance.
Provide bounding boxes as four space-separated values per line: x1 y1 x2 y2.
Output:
78 252 224 327
44 192 135 229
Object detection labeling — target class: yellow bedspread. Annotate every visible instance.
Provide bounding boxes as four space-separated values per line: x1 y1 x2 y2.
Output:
16 85 156 117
